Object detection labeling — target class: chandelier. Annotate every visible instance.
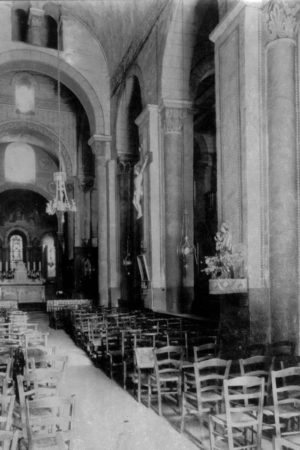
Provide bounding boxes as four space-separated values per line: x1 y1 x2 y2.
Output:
46 13 77 222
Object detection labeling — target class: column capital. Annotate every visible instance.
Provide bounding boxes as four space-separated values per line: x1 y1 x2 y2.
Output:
88 135 112 162
160 100 193 134
117 154 136 174
263 0 299 41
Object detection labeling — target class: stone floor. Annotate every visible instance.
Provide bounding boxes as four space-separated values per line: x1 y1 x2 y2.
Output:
28 311 273 450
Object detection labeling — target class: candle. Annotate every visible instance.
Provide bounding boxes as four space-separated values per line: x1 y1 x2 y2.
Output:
0 261 2 273
33 262 36 271
5 261 8 272
39 261 41 272
27 262 30 271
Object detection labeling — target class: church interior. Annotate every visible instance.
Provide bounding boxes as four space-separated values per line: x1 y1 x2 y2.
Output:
0 0 298 449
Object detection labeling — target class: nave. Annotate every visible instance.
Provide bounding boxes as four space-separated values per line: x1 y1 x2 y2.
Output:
30 311 199 450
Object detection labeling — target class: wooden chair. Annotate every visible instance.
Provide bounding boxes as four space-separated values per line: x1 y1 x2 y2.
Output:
148 345 183 416
17 373 59 439
271 341 296 371
26 394 75 450
0 430 19 450
193 342 218 363
209 376 265 450
0 395 15 433
181 358 231 433
271 366 300 439
133 347 154 403
239 355 273 404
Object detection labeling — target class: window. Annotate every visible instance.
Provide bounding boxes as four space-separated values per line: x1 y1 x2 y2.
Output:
10 235 23 266
42 235 56 278
15 74 35 114
5 143 36 183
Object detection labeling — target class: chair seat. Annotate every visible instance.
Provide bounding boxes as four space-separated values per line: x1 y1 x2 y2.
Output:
212 411 258 428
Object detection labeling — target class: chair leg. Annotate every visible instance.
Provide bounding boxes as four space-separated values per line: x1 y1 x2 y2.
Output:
138 370 141 403
180 395 186 433
157 385 162 416
123 362 127 390
147 376 151 408
209 415 215 450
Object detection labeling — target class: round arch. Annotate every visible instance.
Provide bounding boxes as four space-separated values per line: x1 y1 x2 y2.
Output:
5 227 30 248
0 183 53 202
0 49 105 135
0 120 73 177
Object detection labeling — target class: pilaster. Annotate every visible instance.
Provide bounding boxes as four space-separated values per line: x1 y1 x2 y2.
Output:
135 105 166 311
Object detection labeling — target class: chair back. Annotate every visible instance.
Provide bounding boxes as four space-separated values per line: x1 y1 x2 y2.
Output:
239 355 273 403
194 358 231 411
26 395 75 446
271 366 300 438
223 376 265 450
153 345 183 377
193 343 218 363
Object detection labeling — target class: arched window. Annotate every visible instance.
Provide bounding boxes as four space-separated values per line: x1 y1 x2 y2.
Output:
5 143 36 184
12 9 28 42
15 74 35 114
42 235 56 278
45 15 58 49
10 235 23 266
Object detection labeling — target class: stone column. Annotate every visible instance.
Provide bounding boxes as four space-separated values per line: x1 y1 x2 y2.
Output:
160 100 193 313
264 1 299 342
27 8 46 46
89 135 111 306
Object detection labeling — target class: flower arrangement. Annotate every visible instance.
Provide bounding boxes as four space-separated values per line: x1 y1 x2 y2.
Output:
202 223 246 280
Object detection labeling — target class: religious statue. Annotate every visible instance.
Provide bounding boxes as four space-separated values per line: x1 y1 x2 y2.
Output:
133 148 149 220
215 222 232 253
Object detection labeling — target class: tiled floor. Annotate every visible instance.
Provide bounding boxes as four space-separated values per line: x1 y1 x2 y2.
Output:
28 311 274 450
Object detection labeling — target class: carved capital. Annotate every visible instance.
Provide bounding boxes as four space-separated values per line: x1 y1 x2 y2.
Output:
162 108 186 134
263 0 299 41
88 135 111 164
117 155 136 175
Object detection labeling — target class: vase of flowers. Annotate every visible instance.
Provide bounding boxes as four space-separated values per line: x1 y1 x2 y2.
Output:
203 223 247 295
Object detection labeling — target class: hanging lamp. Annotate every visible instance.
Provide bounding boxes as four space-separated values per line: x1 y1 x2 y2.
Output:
176 0 196 273
46 12 76 222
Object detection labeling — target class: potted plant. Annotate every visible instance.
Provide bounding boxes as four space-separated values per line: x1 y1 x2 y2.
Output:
203 223 248 294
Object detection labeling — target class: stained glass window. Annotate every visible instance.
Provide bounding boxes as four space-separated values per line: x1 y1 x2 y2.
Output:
10 235 23 265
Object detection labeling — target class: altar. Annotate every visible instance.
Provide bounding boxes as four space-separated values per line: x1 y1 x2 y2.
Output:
0 261 45 304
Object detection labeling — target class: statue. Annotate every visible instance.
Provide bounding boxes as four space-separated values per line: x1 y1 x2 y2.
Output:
133 148 149 220
215 222 232 253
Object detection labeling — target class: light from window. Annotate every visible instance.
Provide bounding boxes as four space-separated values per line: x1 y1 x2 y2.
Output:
15 75 35 114
42 235 56 278
10 235 23 266
5 143 36 183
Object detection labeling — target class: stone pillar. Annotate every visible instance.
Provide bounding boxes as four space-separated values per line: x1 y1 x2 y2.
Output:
89 135 111 306
160 100 193 313
107 158 120 306
27 8 46 46
264 1 299 342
